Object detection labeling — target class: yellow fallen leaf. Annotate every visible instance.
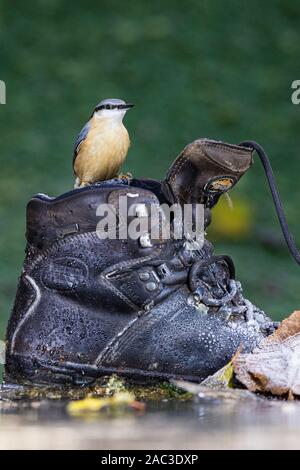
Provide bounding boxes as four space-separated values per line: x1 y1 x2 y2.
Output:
201 362 234 389
67 391 144 415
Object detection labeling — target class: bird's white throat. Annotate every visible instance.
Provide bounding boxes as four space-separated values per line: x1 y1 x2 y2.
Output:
94 108 127 122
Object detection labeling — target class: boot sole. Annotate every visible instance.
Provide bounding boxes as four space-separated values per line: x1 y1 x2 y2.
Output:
5 354 204 387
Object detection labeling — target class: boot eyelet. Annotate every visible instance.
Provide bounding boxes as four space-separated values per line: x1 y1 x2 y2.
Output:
139 271 150 281
145 281 157 291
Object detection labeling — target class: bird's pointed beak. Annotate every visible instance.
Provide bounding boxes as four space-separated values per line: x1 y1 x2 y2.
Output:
119 103 134 110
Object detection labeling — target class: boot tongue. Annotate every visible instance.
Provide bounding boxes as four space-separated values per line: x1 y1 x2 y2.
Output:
163 138 253 207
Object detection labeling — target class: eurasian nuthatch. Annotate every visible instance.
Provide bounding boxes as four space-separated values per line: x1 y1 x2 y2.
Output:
73 98 134 187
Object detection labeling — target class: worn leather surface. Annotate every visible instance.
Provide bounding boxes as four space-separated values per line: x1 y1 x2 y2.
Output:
163 139 253 207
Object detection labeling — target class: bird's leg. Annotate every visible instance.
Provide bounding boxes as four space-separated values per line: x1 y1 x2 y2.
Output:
74 178 90 189
117 171 133 181
80 181 90 188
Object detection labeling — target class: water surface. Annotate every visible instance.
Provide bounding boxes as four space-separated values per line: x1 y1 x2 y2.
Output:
1 386 299 450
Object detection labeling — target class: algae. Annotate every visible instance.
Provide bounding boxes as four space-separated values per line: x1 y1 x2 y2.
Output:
0 374 192 404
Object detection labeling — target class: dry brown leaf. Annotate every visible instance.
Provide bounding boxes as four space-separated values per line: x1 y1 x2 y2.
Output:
269 310 300 343
233 311 300 400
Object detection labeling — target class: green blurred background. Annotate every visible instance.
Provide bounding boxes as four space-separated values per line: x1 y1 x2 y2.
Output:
0 0 300 347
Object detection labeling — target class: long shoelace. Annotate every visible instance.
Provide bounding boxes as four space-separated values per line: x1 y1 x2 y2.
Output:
240 140 300 267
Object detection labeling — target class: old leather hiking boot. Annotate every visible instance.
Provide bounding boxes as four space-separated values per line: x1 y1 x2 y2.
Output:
4 139 277 386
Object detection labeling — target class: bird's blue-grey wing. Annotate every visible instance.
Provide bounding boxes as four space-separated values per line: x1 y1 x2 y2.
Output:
73 121 91 168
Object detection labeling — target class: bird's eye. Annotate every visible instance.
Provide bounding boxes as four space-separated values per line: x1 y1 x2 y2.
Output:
105 104 112 110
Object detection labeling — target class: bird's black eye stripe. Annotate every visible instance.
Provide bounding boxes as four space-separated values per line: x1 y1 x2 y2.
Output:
95 104 117 111
95 103 122 111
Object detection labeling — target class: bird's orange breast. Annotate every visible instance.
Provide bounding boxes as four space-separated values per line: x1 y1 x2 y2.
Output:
74 117 130 184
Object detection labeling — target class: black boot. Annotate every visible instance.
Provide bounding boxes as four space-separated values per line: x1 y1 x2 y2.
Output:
4 139 277 386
